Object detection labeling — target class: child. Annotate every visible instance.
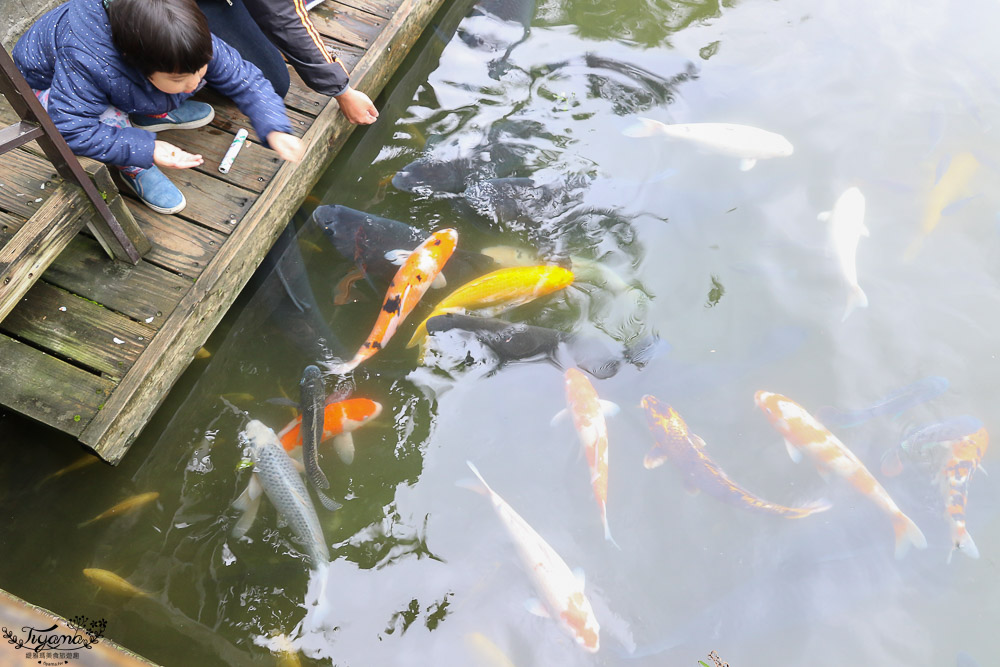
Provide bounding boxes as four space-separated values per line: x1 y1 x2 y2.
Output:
13 0 305 215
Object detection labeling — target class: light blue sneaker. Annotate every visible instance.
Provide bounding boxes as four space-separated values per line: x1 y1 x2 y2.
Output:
119 165 186 215
130 100 215 132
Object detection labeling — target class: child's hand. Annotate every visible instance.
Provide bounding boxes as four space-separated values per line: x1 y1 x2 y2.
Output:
154 140 203 169
267 132 305 163
334 87 378 125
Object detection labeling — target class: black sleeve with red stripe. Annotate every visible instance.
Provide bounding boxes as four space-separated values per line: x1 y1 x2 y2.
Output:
240 0 352 97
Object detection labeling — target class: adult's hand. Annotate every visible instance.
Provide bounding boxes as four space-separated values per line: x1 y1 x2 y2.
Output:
335 86 379 125
266 131 306 163
153 140 203 169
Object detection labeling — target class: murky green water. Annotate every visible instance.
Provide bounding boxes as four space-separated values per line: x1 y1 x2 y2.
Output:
4 0 1000 664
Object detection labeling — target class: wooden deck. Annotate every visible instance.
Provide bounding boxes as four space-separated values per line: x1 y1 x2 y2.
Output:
0 0 447 464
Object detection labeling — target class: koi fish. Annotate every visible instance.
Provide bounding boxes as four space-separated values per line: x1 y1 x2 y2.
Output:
622 118 793 171
406 265 575 350
813 376 949 429
233 420 329 567
298 366 341 512
36 453 99 488
82 568 149 597
277 398 383 464
905 151 979 259
755 391 927 558
481 245 638 295
819 187 868 321
642 396 831 519
463 461 600 653
880 415 983 476
559 368 619 546
78 491 160 528
939 427 988 561
328 228 458 373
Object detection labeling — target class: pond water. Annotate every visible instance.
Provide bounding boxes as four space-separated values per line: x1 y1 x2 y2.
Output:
3 0 1000 664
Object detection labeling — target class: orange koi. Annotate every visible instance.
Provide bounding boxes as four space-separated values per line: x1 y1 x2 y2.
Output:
278 398 383 464
755 390 927 558
939 427 988 561
329 228 457 373
642 396 830 519
561 368 619 546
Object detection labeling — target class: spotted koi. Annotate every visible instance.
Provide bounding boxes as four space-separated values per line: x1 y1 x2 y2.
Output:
939 427 988 561
755 390 927 558
563 368 618 546
329 229 457 373
464 461 600 653
642 395 830 518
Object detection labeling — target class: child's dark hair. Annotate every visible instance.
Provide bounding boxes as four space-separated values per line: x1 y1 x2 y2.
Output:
107 0 213 77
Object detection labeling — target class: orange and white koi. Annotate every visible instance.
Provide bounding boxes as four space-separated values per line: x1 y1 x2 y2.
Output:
755 391 927 558
277 398 383 465
939 427 988 561
463 461 600 653
561 368 619 546
642 396 831 519
329 228 457 373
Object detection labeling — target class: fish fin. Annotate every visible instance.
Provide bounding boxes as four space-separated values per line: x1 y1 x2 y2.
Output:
785 439 802 463
880 449 904 477
323 356 361 375
333 432 355 465
689 434 708 450
941 194 979 217
384 249 412 265
316 489 343 512
459 461 493 496
842 285 869 321
893 514 928 559
814 465 833 483
573 567 586 588
333 267 366 305
621 117 665 138
643 448 668 469
599 400 620 417
817 210 831 222
978 464 988 476
525 598 550 618
955 531 980 560
603 517 621 550
550 408 570 427
739 158 757 171
406 312 436 349
430 273 447 289
290 457 305 474
232 474 263 511
860 221 871 237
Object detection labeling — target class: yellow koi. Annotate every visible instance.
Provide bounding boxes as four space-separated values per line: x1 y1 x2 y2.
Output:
79 491 160 528
406 265 574 350
36 454 99 488
82 568 149 597
905 151 978 259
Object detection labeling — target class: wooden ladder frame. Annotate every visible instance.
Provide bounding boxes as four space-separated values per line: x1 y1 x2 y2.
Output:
0 46 147 264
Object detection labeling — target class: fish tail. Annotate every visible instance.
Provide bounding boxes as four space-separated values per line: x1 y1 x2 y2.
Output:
952 527 980 561
842 285 868 322
893 513 928 559
406 313 435 349
622 117 666 139
787 498 833 518
603 514 621 551
323 354 362 375
457 460 492 496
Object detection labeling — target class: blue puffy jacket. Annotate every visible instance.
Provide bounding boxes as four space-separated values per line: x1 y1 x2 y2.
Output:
13 0 292 168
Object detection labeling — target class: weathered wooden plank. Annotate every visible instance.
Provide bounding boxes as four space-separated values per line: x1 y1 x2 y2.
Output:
125 199 224 279
79 157 151 257
283 68 331 115
0 588 159 667
120 167 257 236
158 125 282 194
312 2 386 49
0 183 88 321
81 0 449 464
0 334 113 436
331 0 396 20
1 280 155 379
198 89 314 142
0 214 186 327
0 147 58 218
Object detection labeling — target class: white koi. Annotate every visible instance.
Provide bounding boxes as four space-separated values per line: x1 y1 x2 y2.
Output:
623 117 793 170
